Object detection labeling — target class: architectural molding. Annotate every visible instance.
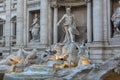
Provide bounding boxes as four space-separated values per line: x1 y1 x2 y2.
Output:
50 0 86 7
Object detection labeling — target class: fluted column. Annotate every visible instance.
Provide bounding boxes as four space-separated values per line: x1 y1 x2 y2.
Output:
93 0 103 42
40 0 48 45
5 0 11 47
53 7 58 43
87 0 92 43
16 0 24 46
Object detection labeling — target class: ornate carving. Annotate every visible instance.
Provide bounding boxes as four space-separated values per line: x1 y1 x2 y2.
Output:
86 0 91 3
50 0 86 7
50 0 58 7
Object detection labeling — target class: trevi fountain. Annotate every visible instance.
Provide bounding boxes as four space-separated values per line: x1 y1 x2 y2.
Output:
0 0 120 80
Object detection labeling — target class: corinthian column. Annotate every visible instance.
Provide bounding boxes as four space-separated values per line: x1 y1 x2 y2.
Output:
53 7 58 43
93 0 103 42
16 0 24 46
87 0 92 43
40 0 48 45
5 0 11 47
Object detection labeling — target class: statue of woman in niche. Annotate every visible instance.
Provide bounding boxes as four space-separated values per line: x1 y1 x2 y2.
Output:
57 7 79 44
111 0 120 36
30 14 40 42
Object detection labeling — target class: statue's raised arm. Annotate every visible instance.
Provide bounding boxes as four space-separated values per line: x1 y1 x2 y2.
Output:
57 14 66 27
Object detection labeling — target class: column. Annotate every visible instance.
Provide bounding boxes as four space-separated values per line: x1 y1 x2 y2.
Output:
87 0 92 43
23 0 27 47
11 22 13 43
16 0 24 46
93 0 103 42
48 4 53 45
103 0 108 42
40 0 48 45
3 23 5 45
3 23 5 38
53 7 58 43
107 0 111 39
5 0 11 47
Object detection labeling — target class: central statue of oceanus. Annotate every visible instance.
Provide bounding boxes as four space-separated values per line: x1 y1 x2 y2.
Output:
57 7 79 44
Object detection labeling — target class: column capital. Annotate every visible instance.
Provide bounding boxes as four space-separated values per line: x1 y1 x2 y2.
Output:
86 0 91 3
50 0 58 8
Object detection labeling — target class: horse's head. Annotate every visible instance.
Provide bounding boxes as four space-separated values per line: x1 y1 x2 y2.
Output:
51 43 62 52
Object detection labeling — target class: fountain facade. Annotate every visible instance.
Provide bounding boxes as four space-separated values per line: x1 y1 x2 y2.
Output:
0 0 120 80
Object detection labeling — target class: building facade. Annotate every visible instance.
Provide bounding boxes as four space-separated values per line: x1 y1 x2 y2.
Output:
0 0 120 63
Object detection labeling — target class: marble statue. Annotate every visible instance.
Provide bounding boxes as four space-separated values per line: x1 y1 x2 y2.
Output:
0 48 25 66
0 48 38 72
111 1 120 35
51 43 78 68
77 42 90 66
77 42 89 58
51 43 62 56
22 49 38 65
30 14 40 42
0 48 25 72
57 7 79 44
66 42 78 67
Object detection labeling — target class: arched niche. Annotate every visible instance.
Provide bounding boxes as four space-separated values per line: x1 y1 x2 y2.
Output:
28 10 40 42
56 1 87 43
110 0 120 45
111 0 120 37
